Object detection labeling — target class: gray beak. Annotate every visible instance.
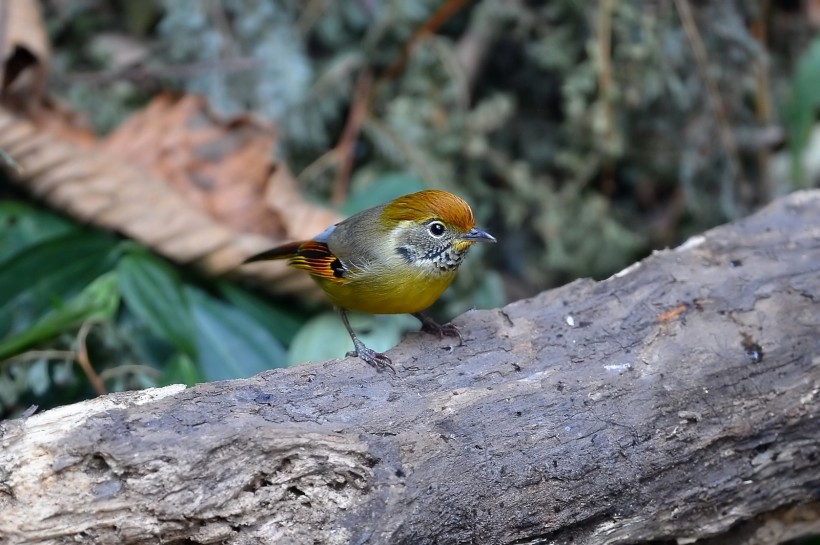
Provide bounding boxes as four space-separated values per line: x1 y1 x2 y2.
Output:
462 227 496 243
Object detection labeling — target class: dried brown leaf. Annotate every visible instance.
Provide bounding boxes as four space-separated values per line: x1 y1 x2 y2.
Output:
0 0 95 146
0 106 324 298
1 0 49 102
1 5 341 299
102 93 340 241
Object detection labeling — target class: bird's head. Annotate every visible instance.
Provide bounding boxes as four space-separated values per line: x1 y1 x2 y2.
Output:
382 190 496 273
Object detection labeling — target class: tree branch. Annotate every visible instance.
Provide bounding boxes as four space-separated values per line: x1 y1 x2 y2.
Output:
2 191 819 545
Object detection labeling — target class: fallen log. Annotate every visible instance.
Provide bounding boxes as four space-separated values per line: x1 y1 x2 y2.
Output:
1 190 819 545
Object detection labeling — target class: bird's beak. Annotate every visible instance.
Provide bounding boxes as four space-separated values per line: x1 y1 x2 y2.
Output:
462 227 496 243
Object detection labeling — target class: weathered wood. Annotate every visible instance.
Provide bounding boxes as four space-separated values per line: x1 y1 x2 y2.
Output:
1 191 819 545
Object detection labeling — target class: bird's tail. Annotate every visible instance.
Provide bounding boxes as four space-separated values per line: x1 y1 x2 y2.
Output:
243 241 305 263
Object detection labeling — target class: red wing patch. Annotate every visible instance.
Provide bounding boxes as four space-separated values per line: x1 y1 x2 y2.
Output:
289 241 347 281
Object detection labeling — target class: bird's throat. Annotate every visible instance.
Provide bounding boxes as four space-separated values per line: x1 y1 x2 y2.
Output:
395 244 470 273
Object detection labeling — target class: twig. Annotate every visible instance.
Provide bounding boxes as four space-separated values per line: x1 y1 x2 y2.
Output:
296 148 339 189
597 0 614 143
304 1 475 203
596 0 616 195
456 0 517 89
332 70 373 205
750 0 773 202
76 320 107 396
673 0 747 216
383 0 475 80
1 350 76 368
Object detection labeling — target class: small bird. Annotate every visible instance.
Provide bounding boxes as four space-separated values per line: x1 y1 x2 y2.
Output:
244 189 496 372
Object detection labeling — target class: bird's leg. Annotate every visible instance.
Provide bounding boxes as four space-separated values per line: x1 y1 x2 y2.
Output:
414 312 463 346
338 309 395 374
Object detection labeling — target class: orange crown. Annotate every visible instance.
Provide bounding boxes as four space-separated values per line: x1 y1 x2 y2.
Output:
382 190 476 232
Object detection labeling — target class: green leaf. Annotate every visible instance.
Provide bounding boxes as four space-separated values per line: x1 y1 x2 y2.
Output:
788 37 820 186
0 272 120 359
186 287 287 381
0 202 74 265
287 312 414 365
115 306 177 371
217 282 305 344
0 231 117 309
159 353 202 387
117 251 196 357
0 231 118 338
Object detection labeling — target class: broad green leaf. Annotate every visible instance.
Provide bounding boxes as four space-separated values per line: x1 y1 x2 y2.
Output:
442 270 507 318
287 312 415 365
117 251 196 356
0 231 117 308
159 353 202 387
115 306 177 372
217 282 305 344
0 202 75 265
0 231 118 338
788 37 820 186
186 287 287 381
0 272 120 359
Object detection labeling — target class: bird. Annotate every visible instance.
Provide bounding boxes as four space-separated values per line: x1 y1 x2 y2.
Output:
244 189 496 372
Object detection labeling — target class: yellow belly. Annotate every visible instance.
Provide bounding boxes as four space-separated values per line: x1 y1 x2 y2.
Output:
314 270 456 314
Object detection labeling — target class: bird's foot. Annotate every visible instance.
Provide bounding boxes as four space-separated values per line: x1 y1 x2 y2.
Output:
416 313 463 346
347 346 396 374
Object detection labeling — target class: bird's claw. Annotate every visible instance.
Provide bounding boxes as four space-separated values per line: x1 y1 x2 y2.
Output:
420 319 463 346
347 347 396 374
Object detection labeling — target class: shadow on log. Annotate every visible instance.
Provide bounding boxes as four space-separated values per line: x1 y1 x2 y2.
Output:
1 191 820 545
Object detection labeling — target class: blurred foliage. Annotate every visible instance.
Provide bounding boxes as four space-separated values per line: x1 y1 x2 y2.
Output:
5 0 816 409
788 35 820 186
288 312 417 365
0 202 299 418
0 148 19 172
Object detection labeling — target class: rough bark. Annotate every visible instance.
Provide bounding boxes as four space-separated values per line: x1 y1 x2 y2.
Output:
1 190 819 545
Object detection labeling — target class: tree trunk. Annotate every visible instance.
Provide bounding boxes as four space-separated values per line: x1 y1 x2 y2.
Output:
2 191 819 545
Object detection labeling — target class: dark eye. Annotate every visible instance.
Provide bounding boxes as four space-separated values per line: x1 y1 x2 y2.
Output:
428 221 446 237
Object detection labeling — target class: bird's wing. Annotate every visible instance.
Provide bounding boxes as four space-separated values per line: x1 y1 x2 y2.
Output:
244 239 347 281
285 240 346 281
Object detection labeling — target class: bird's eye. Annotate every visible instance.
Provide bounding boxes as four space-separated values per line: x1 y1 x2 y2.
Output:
428 221 446 237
